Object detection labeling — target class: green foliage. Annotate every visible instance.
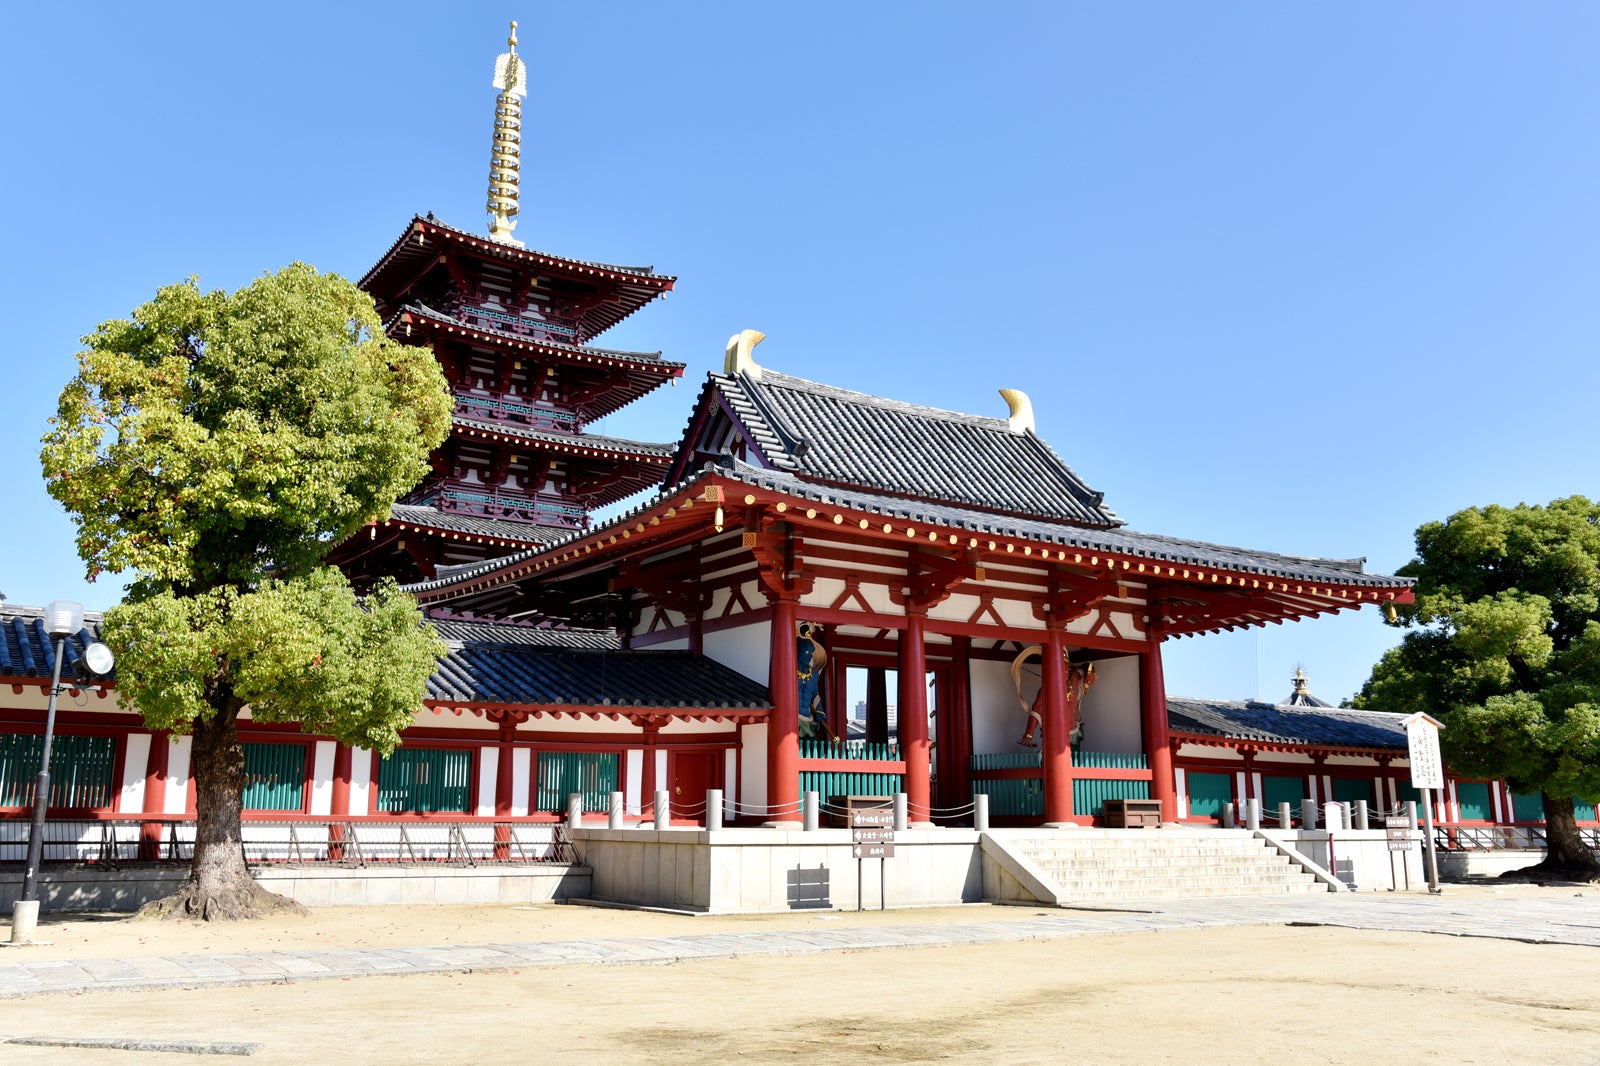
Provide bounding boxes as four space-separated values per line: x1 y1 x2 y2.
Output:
103 573 444 755
41 264 452 754
40 263 452 591
1353 497 1600 803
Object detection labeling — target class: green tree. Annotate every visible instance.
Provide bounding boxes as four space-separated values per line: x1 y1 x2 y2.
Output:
41 264 452 918
1353 497 1600 881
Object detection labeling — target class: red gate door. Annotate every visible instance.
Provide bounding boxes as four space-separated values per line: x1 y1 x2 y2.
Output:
670 751 717 824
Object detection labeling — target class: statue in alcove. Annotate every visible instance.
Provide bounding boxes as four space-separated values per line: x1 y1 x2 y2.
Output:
1012 645 1095 750
796 621 835 741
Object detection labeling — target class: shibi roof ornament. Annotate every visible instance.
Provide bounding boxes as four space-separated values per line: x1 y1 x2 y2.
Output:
487 20 528 246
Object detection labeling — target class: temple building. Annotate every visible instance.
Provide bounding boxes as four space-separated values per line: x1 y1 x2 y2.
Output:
7 26 1593 911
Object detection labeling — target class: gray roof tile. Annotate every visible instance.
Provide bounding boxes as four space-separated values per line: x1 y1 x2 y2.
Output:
1167 695 1408 750
683 370 1121 528
387 504 560 544
0 606 108 680
427 644 771 710
428 617 620 650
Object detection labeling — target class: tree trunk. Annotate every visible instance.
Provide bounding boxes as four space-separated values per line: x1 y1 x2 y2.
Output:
136 704 307 920
1505 793 1600 883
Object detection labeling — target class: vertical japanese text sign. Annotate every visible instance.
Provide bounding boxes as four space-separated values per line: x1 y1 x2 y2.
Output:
1400 712 1445 790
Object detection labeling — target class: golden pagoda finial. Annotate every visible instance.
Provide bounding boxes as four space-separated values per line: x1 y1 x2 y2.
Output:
487 20 528 246
1292 667 1309 695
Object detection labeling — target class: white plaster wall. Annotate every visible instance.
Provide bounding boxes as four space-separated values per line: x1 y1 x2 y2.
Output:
511 748 531 817
704 620 773 685
724 748 738 818
970 658 1021 754
1254 752 1314 765
1325 754 1381 768
476 746 498 817
412 708 500 731
163 736 192 815
660 719 737 736
1176 743 1243 761
118 733 150 814
309 741 336 816
625 749 643 815
523 716 655 736
740 722 768 810
348 747 372 816
1079 654 1140 754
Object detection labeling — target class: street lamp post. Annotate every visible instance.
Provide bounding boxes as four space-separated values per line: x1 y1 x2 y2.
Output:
10 600 114 945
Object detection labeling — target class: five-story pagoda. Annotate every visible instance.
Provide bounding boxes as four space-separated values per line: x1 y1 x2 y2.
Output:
330 22 682 593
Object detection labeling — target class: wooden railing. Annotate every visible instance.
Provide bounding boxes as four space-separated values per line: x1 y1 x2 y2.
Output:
797 738 905 800
0 817 579 867
1431 824 1600 851
969 751 1152 819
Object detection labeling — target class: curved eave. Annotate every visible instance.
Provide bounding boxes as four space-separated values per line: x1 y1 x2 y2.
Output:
450 419 674 465
395 309 685 377
409 470 1415 633
374 516 548 551
423 700 770 724
1171 731 1404 758
362 217 676 338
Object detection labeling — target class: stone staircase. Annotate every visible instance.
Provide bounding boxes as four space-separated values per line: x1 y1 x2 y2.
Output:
986 827 1325 904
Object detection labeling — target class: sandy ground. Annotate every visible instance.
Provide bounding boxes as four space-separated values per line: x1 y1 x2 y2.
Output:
0 885 1596 1065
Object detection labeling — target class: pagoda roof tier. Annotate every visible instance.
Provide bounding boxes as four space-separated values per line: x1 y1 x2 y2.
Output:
1167 695 1408 755
397 303 684 420
427 644 771 720
401 461 1413 632
452 416 674 463
322 504 561 591
386 503 560 546
669 369 1121 529
362 215 675 338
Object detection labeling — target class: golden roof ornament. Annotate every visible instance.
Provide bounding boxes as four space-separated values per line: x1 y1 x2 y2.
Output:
487 21 528 246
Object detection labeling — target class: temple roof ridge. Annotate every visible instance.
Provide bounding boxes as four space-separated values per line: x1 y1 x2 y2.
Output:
363 214 676 289
1166 693 1408 750
675 366 1122 529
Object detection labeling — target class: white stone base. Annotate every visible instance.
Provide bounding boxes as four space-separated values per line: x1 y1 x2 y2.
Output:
0 865 591 912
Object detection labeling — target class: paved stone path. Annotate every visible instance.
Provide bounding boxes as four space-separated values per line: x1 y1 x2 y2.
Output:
0 892 1593 999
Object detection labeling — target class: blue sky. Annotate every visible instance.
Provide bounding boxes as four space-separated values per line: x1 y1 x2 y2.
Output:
3 4 1597 705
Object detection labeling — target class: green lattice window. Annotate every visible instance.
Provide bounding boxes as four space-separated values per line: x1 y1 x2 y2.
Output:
1261 775 1306 812
1455 781 1493 821
1331 777 1375 806
1185 771 1233 818
0 733 117 809
377 748 472 813
242 743 307 811
535 752 618 813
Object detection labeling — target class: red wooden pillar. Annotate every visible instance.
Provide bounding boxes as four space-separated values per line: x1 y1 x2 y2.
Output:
766 596 800 823
899 610 931 823
138 733 170 861
328 742 352 861
1141 635 1176 822
1040 627 1074 823
494 720 516 858
641 727 659 817
330 743 352 816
